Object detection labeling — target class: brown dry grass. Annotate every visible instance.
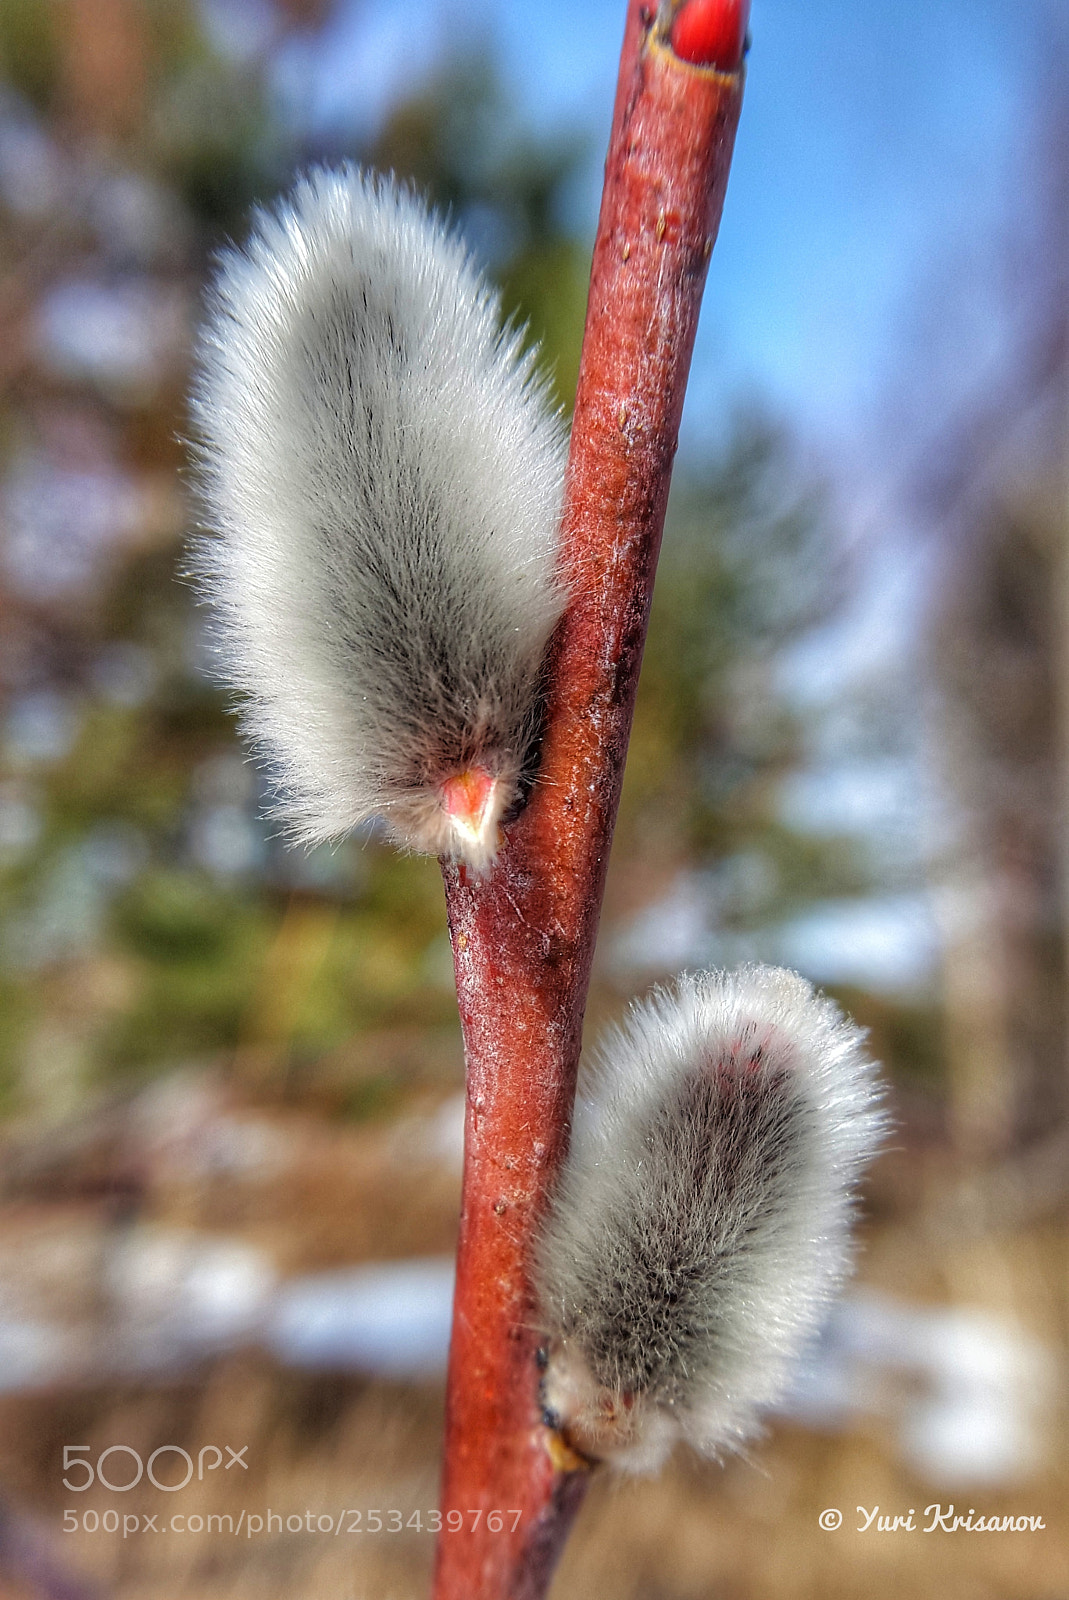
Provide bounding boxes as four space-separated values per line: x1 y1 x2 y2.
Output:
0 1086 1065 1600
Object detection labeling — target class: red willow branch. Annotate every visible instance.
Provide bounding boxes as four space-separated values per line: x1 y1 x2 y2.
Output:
433 4 748 1596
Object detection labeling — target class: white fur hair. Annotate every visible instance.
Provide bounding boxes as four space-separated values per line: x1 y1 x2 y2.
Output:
534 964 887 1473
190 165 567 868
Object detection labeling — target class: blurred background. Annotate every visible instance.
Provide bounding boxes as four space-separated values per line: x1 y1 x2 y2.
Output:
0 0 1067 1596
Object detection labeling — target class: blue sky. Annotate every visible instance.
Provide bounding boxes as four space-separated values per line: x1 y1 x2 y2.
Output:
264 0 1044 452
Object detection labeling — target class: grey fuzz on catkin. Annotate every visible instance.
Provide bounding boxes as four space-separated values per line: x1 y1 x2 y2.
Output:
534 964 887 1473
190 165 567 870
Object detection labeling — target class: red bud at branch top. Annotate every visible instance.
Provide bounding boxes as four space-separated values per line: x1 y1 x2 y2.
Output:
670 0 750 71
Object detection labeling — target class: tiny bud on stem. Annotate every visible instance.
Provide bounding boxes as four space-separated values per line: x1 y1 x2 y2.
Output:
670 0 750 71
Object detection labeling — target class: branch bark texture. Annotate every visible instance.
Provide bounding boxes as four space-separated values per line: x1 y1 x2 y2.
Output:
433 6 746 1596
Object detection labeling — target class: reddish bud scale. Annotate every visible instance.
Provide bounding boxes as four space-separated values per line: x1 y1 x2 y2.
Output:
670 0 750 71
441 766 495 825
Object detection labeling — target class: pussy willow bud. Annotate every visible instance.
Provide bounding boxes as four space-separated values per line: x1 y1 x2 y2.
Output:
190 165 567 871
534 964 886 1472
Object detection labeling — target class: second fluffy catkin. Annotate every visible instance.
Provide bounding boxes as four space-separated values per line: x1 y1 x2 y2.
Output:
534 964 886 1472
190 165 567 870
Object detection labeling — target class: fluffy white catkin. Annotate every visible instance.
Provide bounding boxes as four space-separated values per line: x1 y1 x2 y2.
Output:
190 165 567 870
534 964 887 1473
